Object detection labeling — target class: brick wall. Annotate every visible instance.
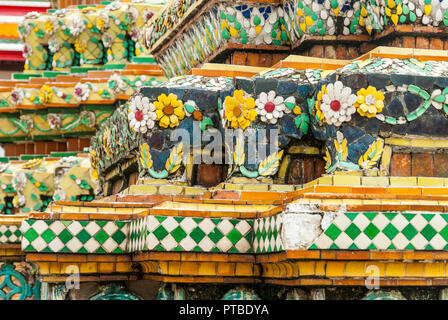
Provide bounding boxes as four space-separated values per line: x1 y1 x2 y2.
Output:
3 137 91 157
390 152 448 178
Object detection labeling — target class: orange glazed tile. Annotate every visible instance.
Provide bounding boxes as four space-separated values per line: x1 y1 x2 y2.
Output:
26 253 58 262
286 250 320 259
197 262 217 276
57 255 87 263
299 278 333 286
180 262 199 275
297 261 316 276
333 279 366 286
336 251 369 260
196 253 228 262
404 263 425 277
216 263 236 276
149 252 181 261
386 187 422 195
370 251 403 260
87 255 116 262
424 263 445 278
402 252 434 260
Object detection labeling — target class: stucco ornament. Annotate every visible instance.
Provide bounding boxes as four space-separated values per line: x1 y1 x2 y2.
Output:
47 113 62 129
128 95 157 134
320 81 357 126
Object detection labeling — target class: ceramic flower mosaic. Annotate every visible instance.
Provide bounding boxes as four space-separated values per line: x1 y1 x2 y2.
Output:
223 90 257 130
128 95 157 133
317 81 357 126
255 91 293 124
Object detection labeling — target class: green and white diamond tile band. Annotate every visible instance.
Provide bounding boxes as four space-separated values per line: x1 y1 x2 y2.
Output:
253 215 283 253
0 225 21 244
128 216 253 253
310 212 448 250
21 220 129 254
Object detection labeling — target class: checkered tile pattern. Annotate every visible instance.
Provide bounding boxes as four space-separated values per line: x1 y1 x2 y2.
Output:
253 215 283 253
21 220 129 254
310 212 448 250
0 225 21 244
128 216 253 253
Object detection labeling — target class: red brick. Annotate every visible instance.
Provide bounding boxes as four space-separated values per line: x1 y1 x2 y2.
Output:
4 144 15 156
35 141 46 154
246 52 259 67
430 38 444 50
433 153 448 177
416 36 430 49
390 153 411 176
412 153 434 177
259 53 273 67
324 46 336 59
67 138 79 151
402 36 415 48
303 157 314 184
311 45 324 58
197 164 225 187
233 52 247 65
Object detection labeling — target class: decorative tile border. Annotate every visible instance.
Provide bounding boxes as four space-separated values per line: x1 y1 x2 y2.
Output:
310 212 448 250
0 225 21 244
128 216 253 253
253 215 283 253
21 220 128 254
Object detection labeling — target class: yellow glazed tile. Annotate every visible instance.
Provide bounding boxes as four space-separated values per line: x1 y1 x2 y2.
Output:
417 177 444 187
333 175 361 186
389 177 417 186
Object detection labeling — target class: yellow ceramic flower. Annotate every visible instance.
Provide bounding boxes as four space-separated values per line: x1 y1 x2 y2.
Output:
224 90 257 130
96 17 106 30
385 0 403 26
75 39 87 54
355 86 385 118
38 85 53 104
154 93 185 128
314 85 327 122
44 21 54 33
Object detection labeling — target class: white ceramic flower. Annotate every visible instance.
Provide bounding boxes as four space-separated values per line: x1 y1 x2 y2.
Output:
255 91 290 124
108 74 127 93
142 8 155 23
128 95 157 134
320 81 357 126
130 26 141 42
22 43 33 59
11 88 24 105
74 83 90 102
127 6 139 24
25 11 40 19
68 15 85 37
48 37 60 53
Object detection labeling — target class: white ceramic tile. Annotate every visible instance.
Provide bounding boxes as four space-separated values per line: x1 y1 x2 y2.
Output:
391 214 409 231
85 221 101 236
429 233 446 250
352 214 370 230
354 233 372 250
372 232 392 249
217 220 233 236
217 237 233 252
161 234 177 251
198 237 214 251
67 221 83 236
103 222 118 236
429 214 447 232
235 238 250 253
49 221 65 236
180 217 196 234
33 220 49 235
372 214 389 231
179 235 196 251
410 214 428 232
391 233 408 249
198 219 215 234
31 237 48 251
84 237 101 252
48 237 64 252
410 233 428 250
235 221 251 235
66 237 84 252
334 232 353 249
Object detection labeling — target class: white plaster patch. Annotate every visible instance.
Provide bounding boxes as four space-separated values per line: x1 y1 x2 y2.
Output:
281 213 322 250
